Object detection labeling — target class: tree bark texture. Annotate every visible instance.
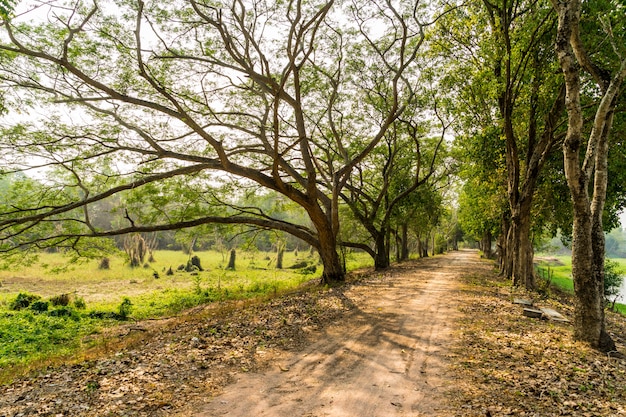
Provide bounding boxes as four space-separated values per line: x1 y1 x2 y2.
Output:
553 0 626 350
374 231 390 270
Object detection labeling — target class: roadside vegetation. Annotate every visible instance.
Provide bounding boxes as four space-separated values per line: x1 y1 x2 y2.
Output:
0 249 372 376
535 255 626 315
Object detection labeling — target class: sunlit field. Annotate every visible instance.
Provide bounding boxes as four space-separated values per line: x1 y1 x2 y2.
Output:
0 249 373 373
535 254 626 314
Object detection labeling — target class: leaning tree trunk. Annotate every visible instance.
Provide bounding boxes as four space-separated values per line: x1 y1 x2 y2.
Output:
276 243 285 269
590 114 617 350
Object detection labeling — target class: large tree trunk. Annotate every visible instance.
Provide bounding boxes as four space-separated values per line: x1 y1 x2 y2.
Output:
374 231 390 270
553 0 626 350
317 236 344 284
499 201 537 291
309 204 345 284
570 197 611 348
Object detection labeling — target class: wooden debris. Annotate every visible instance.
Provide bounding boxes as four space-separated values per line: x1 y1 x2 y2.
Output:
513 298 534 307
540 308 569 323
522 307 544 319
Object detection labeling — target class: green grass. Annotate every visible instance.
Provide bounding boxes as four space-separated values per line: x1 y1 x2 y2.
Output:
535 254 626 314
0 310 103 369
535 255 574 292
0 249 373 375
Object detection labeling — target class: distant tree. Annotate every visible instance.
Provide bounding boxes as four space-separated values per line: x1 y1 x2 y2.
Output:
340 108 451 269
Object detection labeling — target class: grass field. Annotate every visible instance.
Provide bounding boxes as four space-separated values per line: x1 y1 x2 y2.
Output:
535 254 626 314
0 249 373 375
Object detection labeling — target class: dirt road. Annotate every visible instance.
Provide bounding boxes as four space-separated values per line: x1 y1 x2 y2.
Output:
195 250 479 417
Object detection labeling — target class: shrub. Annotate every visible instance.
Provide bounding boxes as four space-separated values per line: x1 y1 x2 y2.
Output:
30 300 49 313
73 297 87 310
48 306 76 318
117 297 133 319
10 292 41 311
50 293 70 307
87 310 125 320
288 261 309 269
98 257 110 270
87 311 108 319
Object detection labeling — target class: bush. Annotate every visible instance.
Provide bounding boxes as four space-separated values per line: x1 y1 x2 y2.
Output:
50 293 70 307
48 306 77 318
73 297 87 310
87 310 125 320
117 297 133 319
10 292 41 311
30 300 49 313
98 257 110 270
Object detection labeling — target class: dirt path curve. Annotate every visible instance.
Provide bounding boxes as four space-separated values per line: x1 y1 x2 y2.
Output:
195 250 477 417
